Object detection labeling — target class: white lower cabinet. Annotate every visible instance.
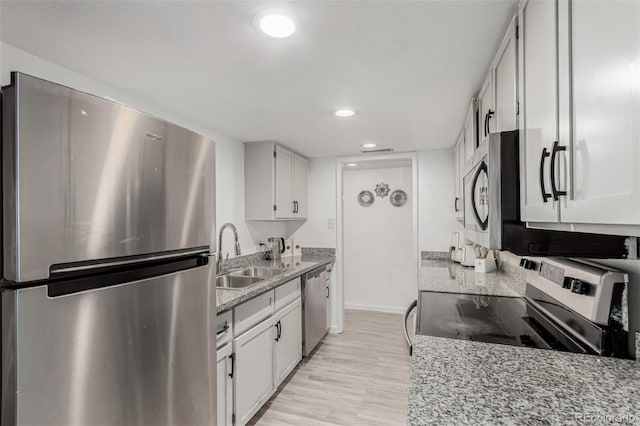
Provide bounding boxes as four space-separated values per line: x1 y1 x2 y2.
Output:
216 343 233 426
233 316 276 426
229 280 304 425
274 298 302 386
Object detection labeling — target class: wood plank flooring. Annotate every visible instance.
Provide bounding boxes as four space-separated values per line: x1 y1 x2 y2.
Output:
248 310 412 426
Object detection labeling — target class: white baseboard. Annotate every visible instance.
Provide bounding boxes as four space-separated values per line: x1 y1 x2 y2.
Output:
329 325 343 334
344 303 406 315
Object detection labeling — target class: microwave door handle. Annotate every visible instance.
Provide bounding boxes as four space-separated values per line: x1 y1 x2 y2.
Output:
471 162 489 230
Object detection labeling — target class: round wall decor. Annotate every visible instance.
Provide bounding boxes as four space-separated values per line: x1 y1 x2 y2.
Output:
358 190 375 207
390 189 408 207
374 183 390 198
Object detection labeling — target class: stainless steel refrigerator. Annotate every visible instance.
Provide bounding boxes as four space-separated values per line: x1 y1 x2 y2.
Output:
1 73 217 425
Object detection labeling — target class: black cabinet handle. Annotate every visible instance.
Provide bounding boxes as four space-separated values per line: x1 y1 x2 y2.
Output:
274 322 280 342
539 148 552 203
483 109 495 137
228 353 235 379
277 320 282 340
484 113 489 137
216 322 229 336
454 197 460 212
550 141 567 201
326 286 330 298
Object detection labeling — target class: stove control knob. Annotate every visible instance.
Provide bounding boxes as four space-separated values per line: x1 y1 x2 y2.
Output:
570 279 590 295
562 276 573 289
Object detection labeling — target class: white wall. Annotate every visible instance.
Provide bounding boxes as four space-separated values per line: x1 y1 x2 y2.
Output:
289 158 337 248
342 166 415 313
418 149 462 251
0 42 257 255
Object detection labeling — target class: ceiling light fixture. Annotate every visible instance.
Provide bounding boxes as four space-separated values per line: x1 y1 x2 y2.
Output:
361 143 377 149
345 163 358 167
255 10 297 39
334 108 357 118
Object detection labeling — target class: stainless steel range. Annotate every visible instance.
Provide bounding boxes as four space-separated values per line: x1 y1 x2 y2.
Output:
415 258 629 357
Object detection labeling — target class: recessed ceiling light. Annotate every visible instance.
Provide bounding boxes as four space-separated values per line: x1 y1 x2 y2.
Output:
345 163 358 167
361 143 377 149
255 10 297 38
334 108 357 118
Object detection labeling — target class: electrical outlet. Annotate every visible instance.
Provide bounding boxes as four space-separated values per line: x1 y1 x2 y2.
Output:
328 218 335 229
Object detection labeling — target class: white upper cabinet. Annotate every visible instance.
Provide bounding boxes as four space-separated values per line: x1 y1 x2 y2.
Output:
519 0 640 236
518 0 561 223
478 72 495 144
464 99 478 161
245 142 309 220
293 155 308 218
275 146 295 219
557 0 640 227
493 16 519 133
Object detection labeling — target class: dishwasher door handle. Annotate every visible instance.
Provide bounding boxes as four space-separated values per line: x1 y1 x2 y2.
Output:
403 300 417 356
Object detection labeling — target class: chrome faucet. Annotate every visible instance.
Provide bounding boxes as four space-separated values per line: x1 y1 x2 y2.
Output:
217 222 241 275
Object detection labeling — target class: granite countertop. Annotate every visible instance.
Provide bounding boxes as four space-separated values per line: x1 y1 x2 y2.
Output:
412 258 639 424
419 259 526 297
408 335 640 425
215 254 334 314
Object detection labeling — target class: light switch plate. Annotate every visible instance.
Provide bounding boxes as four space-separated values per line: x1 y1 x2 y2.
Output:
328 218 335 229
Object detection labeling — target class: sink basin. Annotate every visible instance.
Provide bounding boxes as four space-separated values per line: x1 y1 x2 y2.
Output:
216 275 262 290
229 267 286 279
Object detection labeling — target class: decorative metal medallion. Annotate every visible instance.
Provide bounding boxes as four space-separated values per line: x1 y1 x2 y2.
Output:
389 189 408 207
358 190 375 207
374 183 390 198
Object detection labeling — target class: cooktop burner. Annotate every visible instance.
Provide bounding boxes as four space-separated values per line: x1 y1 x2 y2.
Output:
416 291 589 353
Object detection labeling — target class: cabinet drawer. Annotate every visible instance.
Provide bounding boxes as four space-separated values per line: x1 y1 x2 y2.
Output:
216 310 233 349
275 278 301 311
234 291 275 336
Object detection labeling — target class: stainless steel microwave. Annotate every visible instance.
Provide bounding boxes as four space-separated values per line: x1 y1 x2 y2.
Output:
462 131 629 258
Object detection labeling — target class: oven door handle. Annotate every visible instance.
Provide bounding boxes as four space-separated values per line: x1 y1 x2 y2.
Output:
403 300 417 356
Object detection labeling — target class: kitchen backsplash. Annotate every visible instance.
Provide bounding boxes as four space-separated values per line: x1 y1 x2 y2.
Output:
420 251 449 260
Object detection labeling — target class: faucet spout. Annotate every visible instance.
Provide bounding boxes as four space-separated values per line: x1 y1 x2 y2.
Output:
217 222 241 275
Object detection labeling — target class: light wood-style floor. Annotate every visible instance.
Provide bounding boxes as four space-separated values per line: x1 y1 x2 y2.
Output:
249 310 412 426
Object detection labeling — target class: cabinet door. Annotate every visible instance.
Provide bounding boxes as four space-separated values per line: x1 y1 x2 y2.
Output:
216 344 233 426
233 317 276 426
558 0 640 226
275 146 295 219
464 100 477 161
478 73 495 144
274 298 302 386
494 18 518 132
453 133 464 220
519 0 560 223
293 155 308 218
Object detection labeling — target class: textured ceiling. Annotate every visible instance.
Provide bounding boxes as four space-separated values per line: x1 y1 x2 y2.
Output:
0 0 516 158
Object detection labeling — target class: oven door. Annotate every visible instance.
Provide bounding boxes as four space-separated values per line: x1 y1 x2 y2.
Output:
463 158 490 246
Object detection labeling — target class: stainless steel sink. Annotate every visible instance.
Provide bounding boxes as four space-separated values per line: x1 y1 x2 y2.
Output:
215 275 262 290
229 267 286 279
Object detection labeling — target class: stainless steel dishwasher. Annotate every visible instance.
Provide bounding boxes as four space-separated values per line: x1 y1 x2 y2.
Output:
302 265 330 356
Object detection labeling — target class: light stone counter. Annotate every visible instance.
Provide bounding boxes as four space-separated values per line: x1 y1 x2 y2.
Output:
216 254 334 314
419 259 526 297
408 335 640 425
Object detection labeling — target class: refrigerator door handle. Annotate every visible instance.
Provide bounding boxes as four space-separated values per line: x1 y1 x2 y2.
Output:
50 247 210 275
403 300 417 356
